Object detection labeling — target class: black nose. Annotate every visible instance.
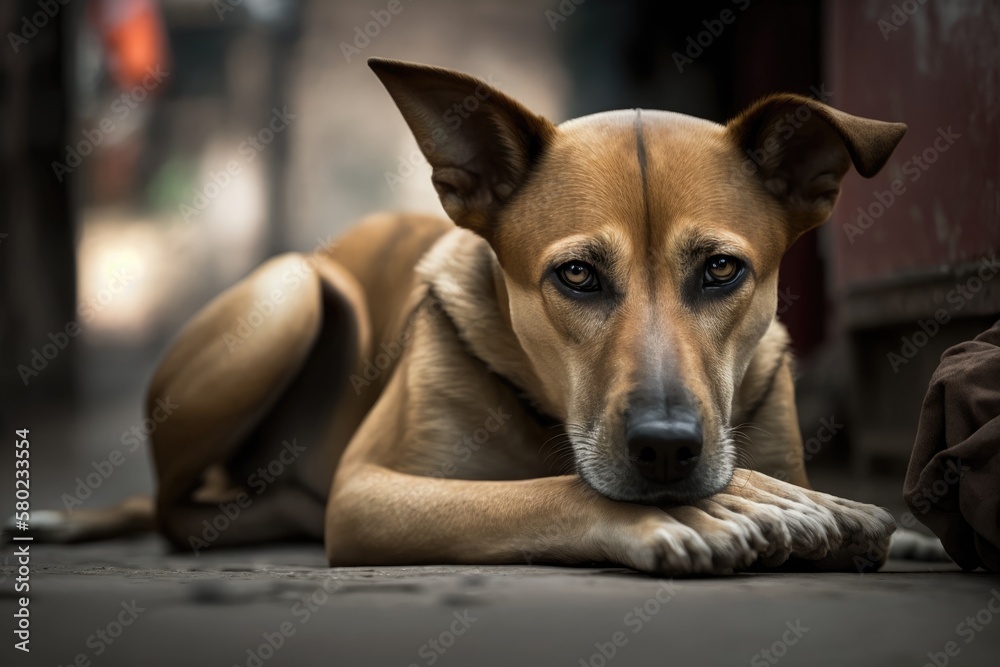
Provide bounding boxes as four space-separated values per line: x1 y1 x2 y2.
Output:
626 419 703 484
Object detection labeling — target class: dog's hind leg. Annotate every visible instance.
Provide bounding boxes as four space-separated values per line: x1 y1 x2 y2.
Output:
148 252 373 551
8 252 367 548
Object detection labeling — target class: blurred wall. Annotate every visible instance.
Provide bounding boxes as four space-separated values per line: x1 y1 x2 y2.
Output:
1 0 76 420
282 0 569 249
826 0 1000 472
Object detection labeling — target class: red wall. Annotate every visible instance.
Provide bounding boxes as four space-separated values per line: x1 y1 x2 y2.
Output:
827 1 1000 295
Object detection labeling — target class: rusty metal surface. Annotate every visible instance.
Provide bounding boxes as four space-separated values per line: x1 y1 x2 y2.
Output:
827 0 1000 301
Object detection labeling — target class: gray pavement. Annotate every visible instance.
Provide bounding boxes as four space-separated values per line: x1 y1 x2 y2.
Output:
5 537 1000 667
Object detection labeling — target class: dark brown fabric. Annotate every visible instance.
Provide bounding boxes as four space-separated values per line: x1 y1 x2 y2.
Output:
903 320 1000 571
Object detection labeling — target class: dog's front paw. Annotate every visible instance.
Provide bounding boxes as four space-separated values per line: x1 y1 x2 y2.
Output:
612 505 768 576
712 470 896 570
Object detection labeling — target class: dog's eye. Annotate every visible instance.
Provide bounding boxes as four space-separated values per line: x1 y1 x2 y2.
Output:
557 261 601 292
704 255 742 286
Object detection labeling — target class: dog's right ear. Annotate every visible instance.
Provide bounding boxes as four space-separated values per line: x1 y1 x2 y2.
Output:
369 58 556 238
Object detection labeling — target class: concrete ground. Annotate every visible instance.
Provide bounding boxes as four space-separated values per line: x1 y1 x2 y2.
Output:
4 537 999 667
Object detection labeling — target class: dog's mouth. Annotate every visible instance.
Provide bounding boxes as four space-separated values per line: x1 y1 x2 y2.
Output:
569 429 736 506
580 465 733 506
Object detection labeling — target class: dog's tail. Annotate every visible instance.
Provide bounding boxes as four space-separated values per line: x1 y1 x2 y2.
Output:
4 495 154 543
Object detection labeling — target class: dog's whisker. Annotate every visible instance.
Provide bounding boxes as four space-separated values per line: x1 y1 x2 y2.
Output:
731 421 774 439
540 432 572 448
540 439 574 466
723 424 759 473
735 450 757 470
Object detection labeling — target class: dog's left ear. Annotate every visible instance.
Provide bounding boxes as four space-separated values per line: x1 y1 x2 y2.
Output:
728 94 906 241
369 58 556 238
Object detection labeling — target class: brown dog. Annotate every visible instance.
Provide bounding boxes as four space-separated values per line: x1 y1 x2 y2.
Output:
40 59 906 575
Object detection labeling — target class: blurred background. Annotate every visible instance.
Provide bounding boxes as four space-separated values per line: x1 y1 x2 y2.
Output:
0 0 998 518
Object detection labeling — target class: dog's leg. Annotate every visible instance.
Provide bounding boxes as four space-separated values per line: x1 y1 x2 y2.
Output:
11 253 360 546
326 463 895 575
149 252 373 550
149 253 327 502
5 253 336 545
160 485 326 551
130 251 367 549
326 464 767 574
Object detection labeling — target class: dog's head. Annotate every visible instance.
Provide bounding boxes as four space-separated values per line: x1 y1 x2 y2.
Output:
371 59 905 504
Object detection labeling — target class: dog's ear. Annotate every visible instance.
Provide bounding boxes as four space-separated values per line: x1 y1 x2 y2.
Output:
369 58 556 237
728 94 906 241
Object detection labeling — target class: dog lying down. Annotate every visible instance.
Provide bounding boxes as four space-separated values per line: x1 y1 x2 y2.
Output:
29 59 912 575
